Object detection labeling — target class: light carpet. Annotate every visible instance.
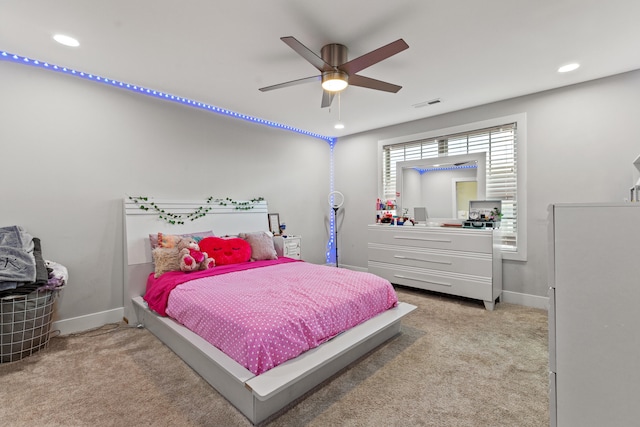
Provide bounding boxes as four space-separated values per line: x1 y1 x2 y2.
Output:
0 287 549 426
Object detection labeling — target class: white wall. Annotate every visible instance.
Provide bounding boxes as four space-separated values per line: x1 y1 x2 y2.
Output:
0 62 332 331
334 70 640 305
3 59 638 327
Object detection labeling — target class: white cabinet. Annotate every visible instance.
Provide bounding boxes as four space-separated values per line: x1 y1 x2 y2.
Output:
548 203 640 427
367 224 502 310
282 236 301 260
273 235 301 260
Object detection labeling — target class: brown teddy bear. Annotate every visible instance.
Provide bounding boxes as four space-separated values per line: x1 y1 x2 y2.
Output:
177 237 215 272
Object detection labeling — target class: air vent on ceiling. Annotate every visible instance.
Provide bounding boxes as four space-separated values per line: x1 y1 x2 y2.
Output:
412 98 442 108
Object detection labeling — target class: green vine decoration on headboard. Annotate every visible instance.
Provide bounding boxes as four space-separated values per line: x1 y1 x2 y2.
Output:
128 196 265 225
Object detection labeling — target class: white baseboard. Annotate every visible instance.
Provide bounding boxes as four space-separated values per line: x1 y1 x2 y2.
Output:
51 307 124 336
501 290 549 310
337 263 368 272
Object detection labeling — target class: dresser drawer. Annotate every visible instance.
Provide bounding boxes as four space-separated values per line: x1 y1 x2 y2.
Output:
284 240 300 251
368 244 492 277
280 236 301 260
368 262 493 302
368 226 492 253
284 247 301 258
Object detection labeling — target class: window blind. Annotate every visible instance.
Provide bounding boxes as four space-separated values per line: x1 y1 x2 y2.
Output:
382 123 518 250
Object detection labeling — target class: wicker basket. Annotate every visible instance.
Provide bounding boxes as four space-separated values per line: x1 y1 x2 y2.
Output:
0 289 60 363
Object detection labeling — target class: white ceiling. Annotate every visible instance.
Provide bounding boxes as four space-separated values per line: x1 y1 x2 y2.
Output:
2 0 639 138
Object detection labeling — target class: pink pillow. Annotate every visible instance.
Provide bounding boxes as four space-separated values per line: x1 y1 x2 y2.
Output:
198 237 251 266
238 231 278 261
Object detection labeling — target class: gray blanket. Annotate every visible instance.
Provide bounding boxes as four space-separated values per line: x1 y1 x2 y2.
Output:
0 225 36 289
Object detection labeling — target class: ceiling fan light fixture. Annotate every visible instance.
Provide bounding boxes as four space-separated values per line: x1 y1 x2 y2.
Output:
322 71 348 92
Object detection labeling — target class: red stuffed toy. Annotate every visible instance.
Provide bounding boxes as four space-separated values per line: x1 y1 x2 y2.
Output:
177 238 215 272
198 237 251 266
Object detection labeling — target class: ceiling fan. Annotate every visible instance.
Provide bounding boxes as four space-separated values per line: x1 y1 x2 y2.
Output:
259 36 409 108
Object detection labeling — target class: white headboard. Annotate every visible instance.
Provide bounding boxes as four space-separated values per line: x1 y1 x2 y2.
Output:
123 198 269 325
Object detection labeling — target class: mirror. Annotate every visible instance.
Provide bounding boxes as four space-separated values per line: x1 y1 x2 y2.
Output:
396 152 486 222
455 180 478 219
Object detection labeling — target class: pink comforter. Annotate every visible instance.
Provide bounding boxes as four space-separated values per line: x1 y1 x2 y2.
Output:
144 258 295 316
145 260 398 375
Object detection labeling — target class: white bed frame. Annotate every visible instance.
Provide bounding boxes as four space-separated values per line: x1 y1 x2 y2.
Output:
123 198 416 425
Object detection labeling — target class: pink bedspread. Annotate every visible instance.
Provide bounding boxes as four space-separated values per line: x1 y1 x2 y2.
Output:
145 260 398 375
144 258 295 316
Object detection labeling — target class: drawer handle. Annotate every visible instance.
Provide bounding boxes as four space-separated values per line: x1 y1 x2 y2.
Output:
394 274 452 287
393 236 452 243
394 255 452 265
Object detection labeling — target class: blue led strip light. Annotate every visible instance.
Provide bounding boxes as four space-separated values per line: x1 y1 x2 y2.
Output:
326 139 337 264
415 164 477 174
0 50 335 144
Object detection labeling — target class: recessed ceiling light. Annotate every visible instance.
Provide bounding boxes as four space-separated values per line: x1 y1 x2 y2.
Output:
53 34 80 47
558 63 580 73
334 122 345 130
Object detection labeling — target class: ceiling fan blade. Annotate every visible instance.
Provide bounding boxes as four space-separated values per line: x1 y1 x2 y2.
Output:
348 74 402 93
339 39 409 75
281 36 333 72
259 75 320 92
321 90 335 108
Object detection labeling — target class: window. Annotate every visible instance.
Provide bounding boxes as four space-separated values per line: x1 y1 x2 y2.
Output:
380 117 524 258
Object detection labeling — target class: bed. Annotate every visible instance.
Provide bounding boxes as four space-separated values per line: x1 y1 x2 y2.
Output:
123 198 416 425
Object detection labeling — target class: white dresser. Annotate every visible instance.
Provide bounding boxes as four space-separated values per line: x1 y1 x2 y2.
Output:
368 224 502 310
548 203 640 426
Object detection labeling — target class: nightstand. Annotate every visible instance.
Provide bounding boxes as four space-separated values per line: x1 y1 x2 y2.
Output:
282 235 301 260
